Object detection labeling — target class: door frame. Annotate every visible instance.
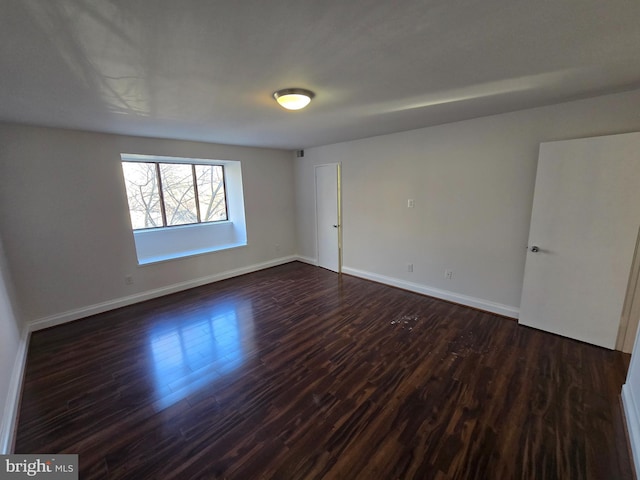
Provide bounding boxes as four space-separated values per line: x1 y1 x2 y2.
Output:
314 163 342 273
617 225 640 352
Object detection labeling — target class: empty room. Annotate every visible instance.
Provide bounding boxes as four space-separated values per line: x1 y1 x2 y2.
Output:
2 1 640 478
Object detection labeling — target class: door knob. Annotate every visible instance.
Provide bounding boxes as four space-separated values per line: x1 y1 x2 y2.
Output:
530 246 540 253
333 224 339 228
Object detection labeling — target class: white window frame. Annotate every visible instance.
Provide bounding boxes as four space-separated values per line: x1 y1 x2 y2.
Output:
121 154 247 265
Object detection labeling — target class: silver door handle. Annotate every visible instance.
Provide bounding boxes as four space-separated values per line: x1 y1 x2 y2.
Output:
333 224 339 228
530 246 540 253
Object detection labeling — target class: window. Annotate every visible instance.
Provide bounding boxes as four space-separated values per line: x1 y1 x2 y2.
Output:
120 154 247 265
121 160 228 230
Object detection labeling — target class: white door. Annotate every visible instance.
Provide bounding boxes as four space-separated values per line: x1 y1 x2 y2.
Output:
315 163 340 272
519 132 640 349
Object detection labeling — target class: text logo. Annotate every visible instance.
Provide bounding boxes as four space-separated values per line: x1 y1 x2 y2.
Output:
0 455 78 480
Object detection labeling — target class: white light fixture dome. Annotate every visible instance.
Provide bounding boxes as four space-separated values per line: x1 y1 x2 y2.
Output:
273 88 315 110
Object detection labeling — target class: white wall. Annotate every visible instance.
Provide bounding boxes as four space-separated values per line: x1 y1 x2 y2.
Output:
0 234 25 453
295 88 640 315
0 124 296 325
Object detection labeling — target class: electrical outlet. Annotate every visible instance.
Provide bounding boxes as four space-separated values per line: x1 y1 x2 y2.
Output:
125 275 134 285
407 199 415 208
445 269 453 280
407 263 414 272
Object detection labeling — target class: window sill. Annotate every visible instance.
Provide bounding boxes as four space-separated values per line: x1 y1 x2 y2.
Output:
137 241 247 266
133 220 232 234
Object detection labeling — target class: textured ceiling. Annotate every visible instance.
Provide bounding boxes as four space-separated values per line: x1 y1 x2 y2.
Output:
1 0 639 149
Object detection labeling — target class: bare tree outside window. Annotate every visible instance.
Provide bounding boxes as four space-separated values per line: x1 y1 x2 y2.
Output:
195 165 227 222
122 162 163 229
160 163 197 226
122 161 228 230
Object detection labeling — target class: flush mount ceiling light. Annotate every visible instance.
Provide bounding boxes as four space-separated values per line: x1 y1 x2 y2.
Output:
273 88 315 110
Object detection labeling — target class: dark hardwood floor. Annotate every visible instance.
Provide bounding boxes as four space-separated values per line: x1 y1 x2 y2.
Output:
14 262 633 479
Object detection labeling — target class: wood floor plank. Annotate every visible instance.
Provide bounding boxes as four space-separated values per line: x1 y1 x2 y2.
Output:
14 261 633 479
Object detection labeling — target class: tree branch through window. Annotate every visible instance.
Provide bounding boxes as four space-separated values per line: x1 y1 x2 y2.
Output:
122 161 228 230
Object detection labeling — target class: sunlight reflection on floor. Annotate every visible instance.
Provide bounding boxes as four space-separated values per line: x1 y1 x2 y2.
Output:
149 299 254 409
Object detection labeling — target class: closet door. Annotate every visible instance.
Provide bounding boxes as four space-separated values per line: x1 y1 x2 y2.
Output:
315 163 341 272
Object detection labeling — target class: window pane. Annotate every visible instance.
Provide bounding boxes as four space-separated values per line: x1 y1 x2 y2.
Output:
159 163 198 226
122 162 163 229
195 165 228 222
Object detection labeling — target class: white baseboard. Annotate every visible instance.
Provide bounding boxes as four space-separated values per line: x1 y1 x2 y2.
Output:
622 384 640 477
341 266 519 318
294 255 318 266
0 326 30 454
29 255 298 331
28 256 518 333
